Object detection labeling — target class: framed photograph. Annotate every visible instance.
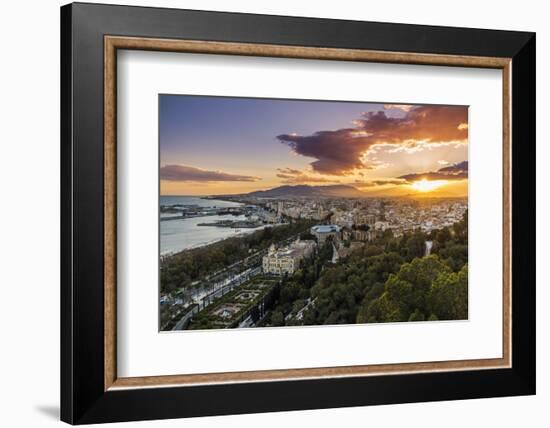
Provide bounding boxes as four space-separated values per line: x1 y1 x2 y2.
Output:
60 2 536 424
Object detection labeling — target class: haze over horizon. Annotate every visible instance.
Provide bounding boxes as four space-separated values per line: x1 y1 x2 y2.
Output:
160 95 468 198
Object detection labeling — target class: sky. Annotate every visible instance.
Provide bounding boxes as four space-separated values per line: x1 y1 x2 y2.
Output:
159 95 468 197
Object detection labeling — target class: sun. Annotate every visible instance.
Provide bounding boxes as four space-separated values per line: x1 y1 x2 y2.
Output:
411 179 448 192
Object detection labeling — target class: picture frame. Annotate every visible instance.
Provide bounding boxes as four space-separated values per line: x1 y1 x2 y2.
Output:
61 2 535 424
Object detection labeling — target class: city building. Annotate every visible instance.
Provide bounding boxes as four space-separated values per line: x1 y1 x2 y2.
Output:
262 239 316 275
310 224 342 244
374 221 390 231
352 224 374 242
277 201 284 216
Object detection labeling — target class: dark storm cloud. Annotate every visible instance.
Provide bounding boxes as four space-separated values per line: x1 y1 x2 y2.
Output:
160 164 261 182
277 105 468 175
276 128 372 175
398 161 468 182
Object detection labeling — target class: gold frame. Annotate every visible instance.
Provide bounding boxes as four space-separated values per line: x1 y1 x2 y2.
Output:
104 36 512 391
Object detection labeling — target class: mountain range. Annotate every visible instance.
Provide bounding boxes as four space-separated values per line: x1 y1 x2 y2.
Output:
243 184 366 198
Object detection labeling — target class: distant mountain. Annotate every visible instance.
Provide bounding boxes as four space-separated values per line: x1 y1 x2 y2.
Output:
244 184 366 198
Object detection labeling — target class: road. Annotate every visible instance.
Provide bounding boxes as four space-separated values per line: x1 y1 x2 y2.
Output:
172 305 199 330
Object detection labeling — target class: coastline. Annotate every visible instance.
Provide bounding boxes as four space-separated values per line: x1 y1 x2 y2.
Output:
160 195 267 255
160 225 268 257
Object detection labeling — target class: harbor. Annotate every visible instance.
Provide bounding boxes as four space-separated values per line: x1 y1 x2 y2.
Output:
160 196 275 255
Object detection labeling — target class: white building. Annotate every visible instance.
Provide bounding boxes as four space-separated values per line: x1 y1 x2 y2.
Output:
374 221 390 231
262 239 316 275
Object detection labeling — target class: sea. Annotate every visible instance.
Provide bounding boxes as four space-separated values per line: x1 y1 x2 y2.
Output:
160 196 265 256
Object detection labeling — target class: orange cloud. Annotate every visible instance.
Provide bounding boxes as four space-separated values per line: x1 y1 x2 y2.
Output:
398 161 468 182
276 167 339 184
277 105 468 175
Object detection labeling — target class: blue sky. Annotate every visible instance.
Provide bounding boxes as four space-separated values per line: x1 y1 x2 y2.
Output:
160 95 384 168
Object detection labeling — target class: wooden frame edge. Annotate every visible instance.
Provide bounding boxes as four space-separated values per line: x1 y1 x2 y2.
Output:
103 35 512 391
105 36 512 68
110 357 508 390
104 37 117 390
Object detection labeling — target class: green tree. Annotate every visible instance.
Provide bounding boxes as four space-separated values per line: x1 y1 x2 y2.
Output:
439 243 468 271
408 308 425 321
435 227 452 247
308 251 404 325
453 210 468 244
363 255 451 322
429 263 468 320
401 231 428 261
270 311 284 326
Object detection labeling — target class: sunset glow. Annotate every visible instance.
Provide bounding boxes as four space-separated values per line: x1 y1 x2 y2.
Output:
160 96 468 197
411 179 448 193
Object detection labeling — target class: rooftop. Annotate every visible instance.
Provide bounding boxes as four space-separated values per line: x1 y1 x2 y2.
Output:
312 225 341 233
